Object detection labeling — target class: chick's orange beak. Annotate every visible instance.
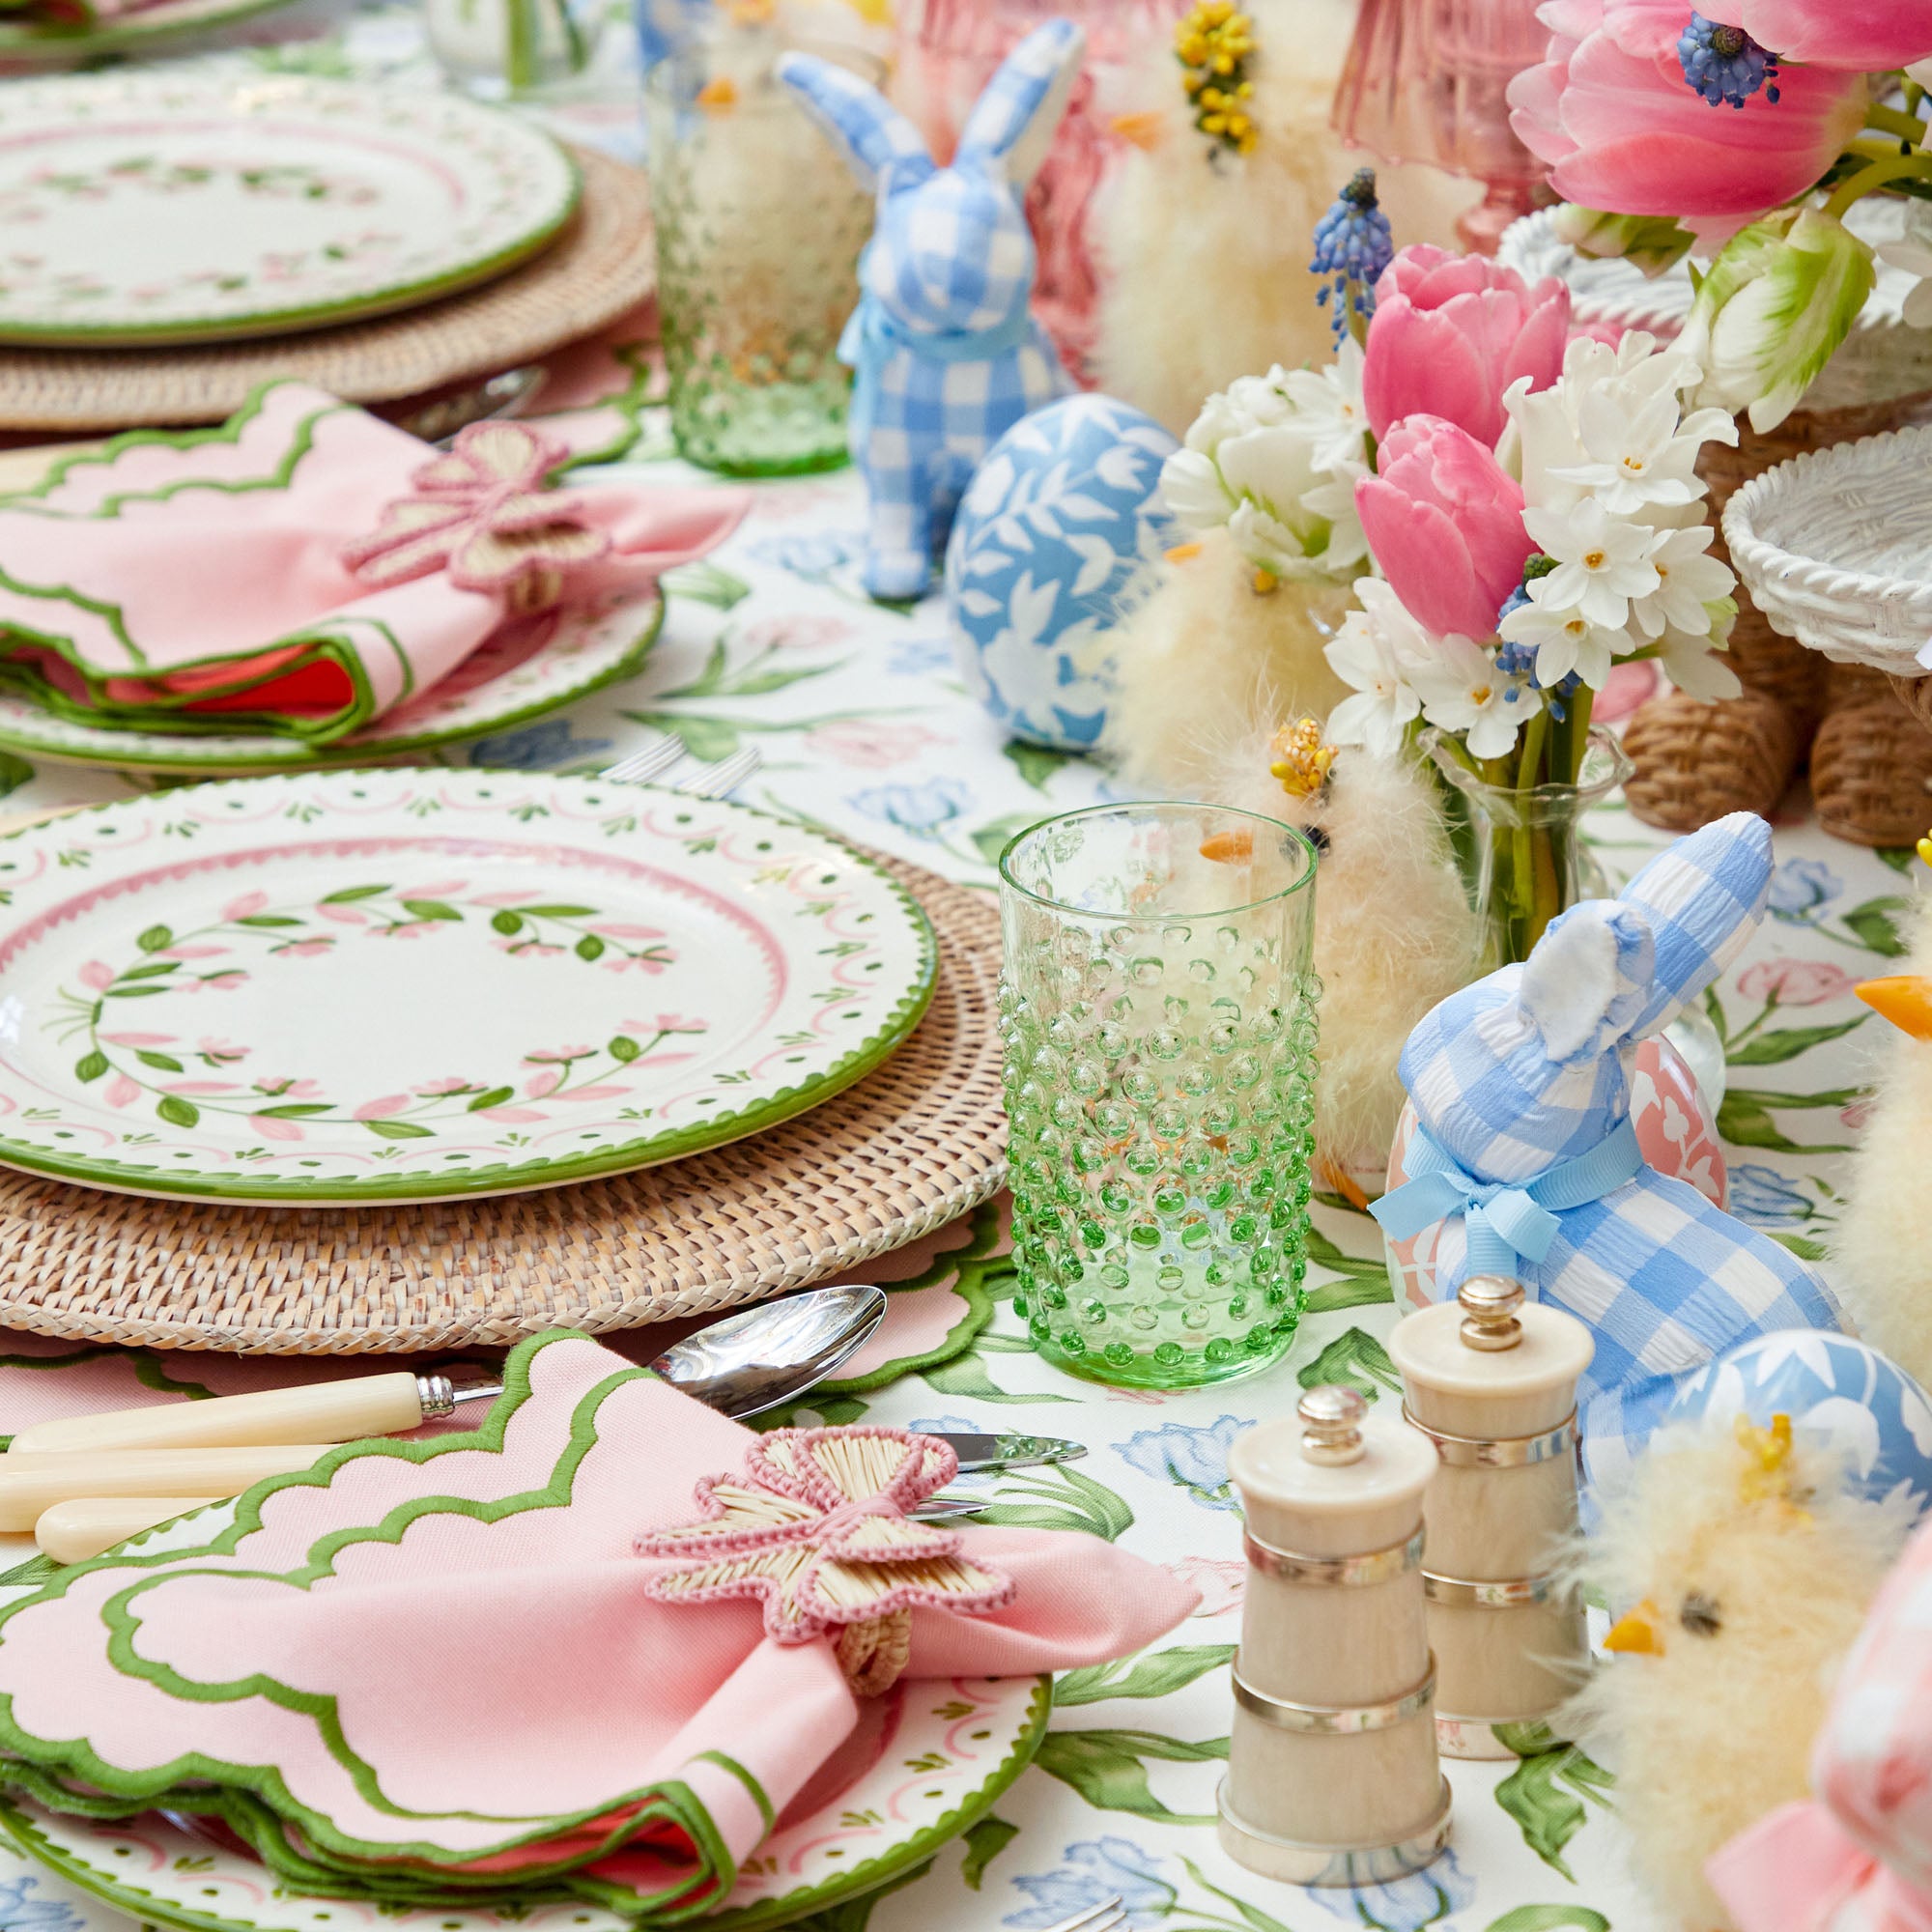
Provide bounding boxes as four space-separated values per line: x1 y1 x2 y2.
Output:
1603 1600 1666 1656
1857 976 1932 1041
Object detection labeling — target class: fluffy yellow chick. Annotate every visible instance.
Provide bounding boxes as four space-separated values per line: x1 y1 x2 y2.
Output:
1564 1415 1914 1931
1149 720 1475 1196
1088 0 1477 436
1832 895 1932 1387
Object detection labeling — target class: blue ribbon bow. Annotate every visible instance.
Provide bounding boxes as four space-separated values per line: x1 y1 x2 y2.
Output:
1370 1116 1645 1288
839 290 1033 452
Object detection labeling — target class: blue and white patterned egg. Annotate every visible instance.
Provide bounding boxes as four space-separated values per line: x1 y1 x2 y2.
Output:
943 393 1177 752
1666 1330 1932 1517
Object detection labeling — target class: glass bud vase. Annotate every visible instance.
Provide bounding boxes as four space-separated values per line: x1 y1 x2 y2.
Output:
1423 725 1634 972
425 0 588 97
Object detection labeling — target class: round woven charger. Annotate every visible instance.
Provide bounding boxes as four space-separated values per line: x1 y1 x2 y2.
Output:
0 148 653 434
0 855 1004 1354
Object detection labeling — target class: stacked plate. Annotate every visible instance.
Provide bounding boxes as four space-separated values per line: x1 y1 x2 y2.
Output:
0 72 662 774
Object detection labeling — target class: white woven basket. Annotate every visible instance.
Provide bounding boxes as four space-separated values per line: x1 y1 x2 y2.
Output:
1723 423 1932 674
1498 202 1932 412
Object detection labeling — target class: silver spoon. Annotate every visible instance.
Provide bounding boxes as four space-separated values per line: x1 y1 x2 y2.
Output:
9 1284 890 1456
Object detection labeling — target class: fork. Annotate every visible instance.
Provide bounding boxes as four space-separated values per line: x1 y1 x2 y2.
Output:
598 742 762 798
1036 1898 1125 1932
672 746 761 798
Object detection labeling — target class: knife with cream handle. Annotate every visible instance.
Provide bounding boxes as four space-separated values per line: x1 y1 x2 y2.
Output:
32 1489 994 1566
11 1373 482 1455
0 1446 334 1531
33 1497 226 1565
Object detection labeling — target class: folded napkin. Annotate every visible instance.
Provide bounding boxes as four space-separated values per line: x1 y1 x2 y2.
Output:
0 1331 1196 1918
0 383 750 743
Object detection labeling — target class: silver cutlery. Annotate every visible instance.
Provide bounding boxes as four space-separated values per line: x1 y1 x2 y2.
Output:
10 1283 892 1456
1036 1897 1125 1932
672 745 761 797
599 740 689 786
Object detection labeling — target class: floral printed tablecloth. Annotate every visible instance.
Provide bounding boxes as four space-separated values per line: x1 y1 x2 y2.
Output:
0 441 1915 1932
0 14 1921 1932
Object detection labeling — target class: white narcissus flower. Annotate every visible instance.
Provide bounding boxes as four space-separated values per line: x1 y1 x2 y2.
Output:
1408 632 1542 761
1657 624 1744 701
1276 336 1371 475
1630 525 1738 640
1322 578 1429 757
1680 208 1877 434
1159 447 1234 529
1548 382 1737 517
1520 498 1661 629
1496 591 1624 690
1878 237 1932 329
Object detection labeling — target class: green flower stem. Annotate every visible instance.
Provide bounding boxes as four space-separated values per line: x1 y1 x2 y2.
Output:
1864 102 1929 146
1561 684 1594 785
504 0 538 91
1826 150 1932 220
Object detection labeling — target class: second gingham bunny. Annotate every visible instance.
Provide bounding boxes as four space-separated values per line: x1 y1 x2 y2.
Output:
778 21 1081 599
1372 812 1844 1484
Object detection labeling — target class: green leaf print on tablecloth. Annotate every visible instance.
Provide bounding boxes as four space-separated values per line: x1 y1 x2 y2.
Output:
1486 1911 1612 1932
1054 1646 1238 1709
1033 1731 1229 1825
959 1816 1018 1891
1718 1087 1866 1154
1494 1725 1617 1882
1303 1223 1395 1314
971 1463 1135 1540
1297 1327 1402 1400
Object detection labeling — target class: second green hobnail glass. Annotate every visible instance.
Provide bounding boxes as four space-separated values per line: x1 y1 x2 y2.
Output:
998 803 1322 1390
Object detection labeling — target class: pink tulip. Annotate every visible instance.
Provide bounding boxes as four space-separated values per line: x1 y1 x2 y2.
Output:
1355 418 1534 642
1361 246 1571 448
1509 0 1867 246
1696 0 1932 70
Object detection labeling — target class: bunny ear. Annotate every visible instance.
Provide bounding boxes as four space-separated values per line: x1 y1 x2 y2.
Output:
776 52 933 194
1520 900 1656 1064
954 18 1087 185
1617 812 1773 1039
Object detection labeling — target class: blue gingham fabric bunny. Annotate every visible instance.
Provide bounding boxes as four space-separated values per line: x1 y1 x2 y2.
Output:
1373 813 1844 1485
778 21 1081 599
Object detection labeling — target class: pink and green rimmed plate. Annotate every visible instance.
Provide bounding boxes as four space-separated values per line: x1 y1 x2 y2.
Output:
0 1667 1050 1932
0 74 579 348
0 590 665 776
0 772 937 1205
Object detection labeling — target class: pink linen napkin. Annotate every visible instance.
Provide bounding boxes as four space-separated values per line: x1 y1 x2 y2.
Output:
0 1331 1196 1908
0 382 749 742
1708 1515 1932 1930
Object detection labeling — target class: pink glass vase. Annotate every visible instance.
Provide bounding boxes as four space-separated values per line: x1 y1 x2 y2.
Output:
894 0 1181 384
1333 0 1551 254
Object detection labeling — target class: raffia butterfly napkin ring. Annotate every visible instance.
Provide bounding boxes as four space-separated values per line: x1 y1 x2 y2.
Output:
636 1427 1014 1695
342 420 610 615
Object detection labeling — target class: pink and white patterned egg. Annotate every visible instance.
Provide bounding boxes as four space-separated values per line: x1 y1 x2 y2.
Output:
1384 1036 1726 1312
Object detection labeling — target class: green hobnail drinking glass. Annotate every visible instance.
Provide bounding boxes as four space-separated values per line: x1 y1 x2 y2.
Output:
998 803 1322 1390
644 59 875 477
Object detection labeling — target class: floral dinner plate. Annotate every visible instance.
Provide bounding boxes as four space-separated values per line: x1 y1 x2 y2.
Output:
0 773 936 1204
0 75 578 347
0 591 665 776
0 1668 1050 1932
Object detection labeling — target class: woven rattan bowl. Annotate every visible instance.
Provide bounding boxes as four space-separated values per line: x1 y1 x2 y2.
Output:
1723 423 1932 675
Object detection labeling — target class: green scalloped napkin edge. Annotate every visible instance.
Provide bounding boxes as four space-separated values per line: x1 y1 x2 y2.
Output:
0 1333 737 1911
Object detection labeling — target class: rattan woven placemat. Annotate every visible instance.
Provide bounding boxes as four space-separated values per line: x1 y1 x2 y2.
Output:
0 856 1004 1354
0 149 654 434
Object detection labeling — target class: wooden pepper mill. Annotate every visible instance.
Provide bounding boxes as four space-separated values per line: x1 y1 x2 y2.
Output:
1218 1384 1452 1886
1388 1275 1595 1760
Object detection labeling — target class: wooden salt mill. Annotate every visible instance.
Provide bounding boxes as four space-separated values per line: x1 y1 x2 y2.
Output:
1388 1275 1595 1760
1218 1385 1451 1886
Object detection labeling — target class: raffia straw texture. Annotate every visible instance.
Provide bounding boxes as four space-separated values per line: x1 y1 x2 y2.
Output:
0 150 653 434
1812 672 1932 847
0 856 1003 1354
1623 688 1799 831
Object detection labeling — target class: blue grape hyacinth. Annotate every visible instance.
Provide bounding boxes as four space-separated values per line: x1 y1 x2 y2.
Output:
1679 11 1780 107
1310 167 1394 343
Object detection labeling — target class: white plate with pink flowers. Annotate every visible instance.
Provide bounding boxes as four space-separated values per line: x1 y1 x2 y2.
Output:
0 74 577 346
0 772 935 1204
